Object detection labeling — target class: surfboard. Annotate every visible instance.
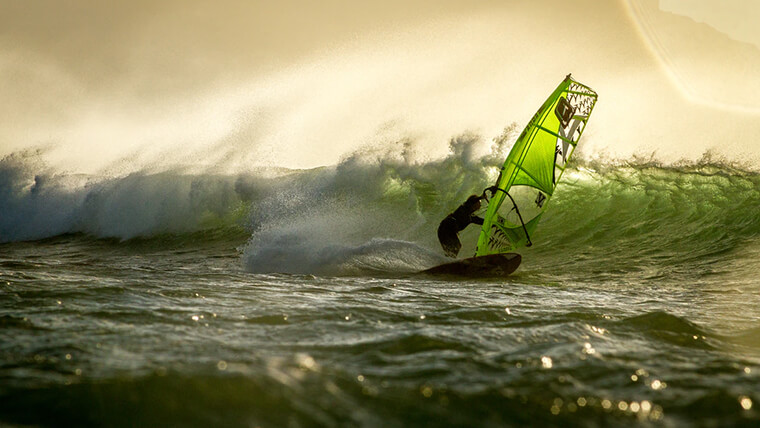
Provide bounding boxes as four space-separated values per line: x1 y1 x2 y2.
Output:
421 253 521 277
423 74 598 277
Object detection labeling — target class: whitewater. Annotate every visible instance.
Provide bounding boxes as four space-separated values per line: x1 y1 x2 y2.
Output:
2 126 760 426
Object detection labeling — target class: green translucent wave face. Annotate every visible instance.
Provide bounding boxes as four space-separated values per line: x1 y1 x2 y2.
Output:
525 163 760 282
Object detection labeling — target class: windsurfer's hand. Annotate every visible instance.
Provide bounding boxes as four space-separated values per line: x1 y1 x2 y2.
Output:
482 186 498 199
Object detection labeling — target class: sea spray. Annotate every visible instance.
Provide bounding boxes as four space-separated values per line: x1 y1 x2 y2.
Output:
242 130 520 274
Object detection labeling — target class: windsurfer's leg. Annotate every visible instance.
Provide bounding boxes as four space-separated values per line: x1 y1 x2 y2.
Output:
437 217 461 258
444 238 461 258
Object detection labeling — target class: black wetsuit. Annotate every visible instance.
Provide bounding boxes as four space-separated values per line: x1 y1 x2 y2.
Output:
437 195 484 258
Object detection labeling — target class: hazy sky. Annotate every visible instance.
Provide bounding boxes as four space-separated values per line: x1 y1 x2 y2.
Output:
2 0 760 173
659 0 760 48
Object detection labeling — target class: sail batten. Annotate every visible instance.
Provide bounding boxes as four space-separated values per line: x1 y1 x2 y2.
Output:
474 75 598 256
535 125 574 144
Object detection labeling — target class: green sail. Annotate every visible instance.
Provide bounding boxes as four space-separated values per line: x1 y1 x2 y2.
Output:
475 74 598 256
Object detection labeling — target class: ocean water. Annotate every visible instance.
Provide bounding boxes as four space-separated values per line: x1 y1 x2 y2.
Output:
1 145 760 427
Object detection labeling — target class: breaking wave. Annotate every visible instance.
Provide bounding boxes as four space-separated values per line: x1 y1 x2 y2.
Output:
3 132 760 278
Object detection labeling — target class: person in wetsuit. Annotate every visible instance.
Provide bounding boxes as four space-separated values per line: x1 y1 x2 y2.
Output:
437 193 487 258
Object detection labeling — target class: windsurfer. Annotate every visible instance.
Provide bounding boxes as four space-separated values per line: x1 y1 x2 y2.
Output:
437 187 496 257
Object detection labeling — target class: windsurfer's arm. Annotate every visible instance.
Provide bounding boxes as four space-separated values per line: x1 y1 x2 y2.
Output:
471 216 484 226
